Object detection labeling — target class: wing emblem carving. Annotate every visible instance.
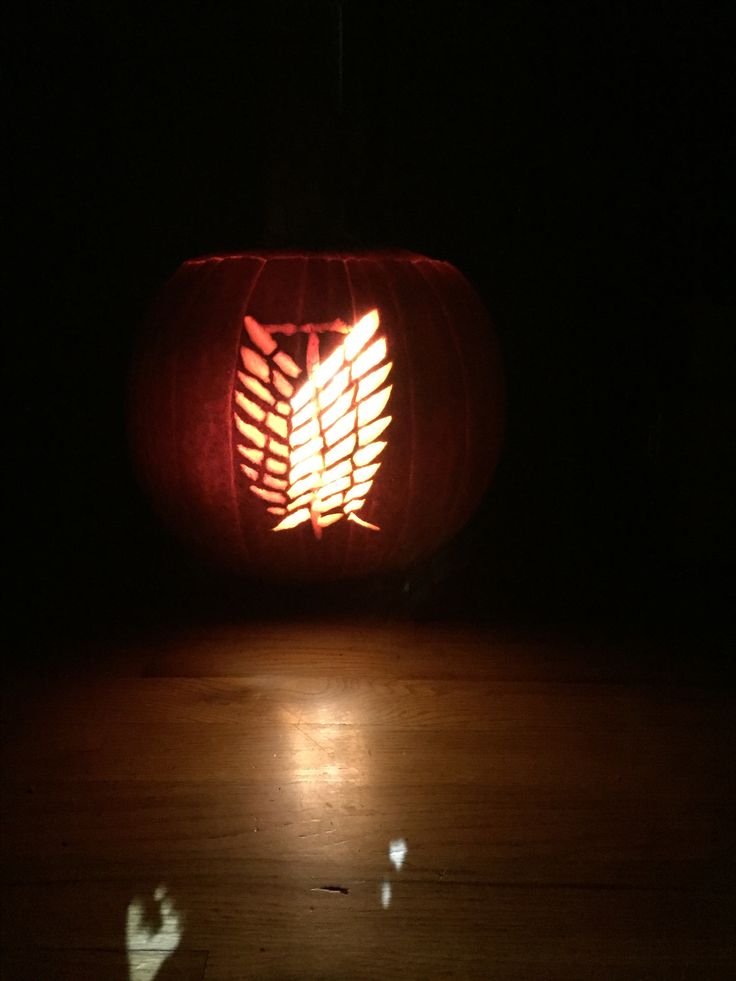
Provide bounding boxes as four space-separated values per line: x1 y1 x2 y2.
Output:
234 309 392 538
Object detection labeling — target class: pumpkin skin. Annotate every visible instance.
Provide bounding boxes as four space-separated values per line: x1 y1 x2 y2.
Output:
129 250 504 581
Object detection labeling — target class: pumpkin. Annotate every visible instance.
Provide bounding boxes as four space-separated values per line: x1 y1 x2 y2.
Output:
129 250 504 580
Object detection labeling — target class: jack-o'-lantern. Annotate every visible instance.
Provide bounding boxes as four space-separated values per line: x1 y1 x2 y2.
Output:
129 251 503 580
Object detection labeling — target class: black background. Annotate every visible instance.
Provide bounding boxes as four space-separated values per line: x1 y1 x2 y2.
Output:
9 2 734 652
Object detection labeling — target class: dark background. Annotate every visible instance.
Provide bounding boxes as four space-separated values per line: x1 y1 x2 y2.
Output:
9 2 734 651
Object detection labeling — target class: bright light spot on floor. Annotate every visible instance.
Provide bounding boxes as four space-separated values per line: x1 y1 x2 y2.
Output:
381 880 392 909
389 837 408 871
126 884 181 981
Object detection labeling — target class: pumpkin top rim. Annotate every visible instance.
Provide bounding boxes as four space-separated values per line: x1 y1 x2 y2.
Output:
183 249 453 267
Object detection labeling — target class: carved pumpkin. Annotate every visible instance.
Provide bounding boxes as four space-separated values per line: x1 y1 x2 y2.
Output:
129 251 503 580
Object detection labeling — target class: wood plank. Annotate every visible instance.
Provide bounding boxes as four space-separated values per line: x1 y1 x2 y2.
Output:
0 948 207 981
5 675 732 791
2 624 734 979
44 621 724 684
1 879 732 980
2 780 733 891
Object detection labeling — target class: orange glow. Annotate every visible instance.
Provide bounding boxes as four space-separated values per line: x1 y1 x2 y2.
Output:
273 350 301 378
272 370 294 399
344 309 379 360
234 308 392 537
352 336 387 381
354 441 386 467
319 365 351 413
240 346 269 382
268 437 288 458
234 415 266 448
356 362 391 401
266 412 288 439
265 457 288 475
290 453 322 484
250 486 286 505
275 507 310 531
312 344 345 389
238 371 275 405
323 432 356 469
235 391 266 423
244 315 277 355
324 409 356 448
348 512 379 530
358 416 391 446
237 444 263 465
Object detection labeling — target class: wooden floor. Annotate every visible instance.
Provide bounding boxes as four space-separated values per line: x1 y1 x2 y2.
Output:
2 620 734 979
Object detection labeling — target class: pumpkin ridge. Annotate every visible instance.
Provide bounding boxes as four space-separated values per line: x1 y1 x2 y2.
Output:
229 257 268 564
412 259 473 534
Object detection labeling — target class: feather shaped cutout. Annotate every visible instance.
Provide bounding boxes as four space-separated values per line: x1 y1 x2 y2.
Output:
234 309 392 537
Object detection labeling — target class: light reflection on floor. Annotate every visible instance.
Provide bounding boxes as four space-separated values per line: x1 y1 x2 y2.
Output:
380 880 392 909
279 692 409 912
279 696 369 814
121 687 410 975
126 884 181 981
382 837 408 908
389 837 408 871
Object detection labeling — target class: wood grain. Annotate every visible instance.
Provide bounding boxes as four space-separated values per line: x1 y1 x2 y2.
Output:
2 622 734 979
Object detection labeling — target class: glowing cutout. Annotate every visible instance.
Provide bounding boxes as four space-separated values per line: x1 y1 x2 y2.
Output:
318 475 351 499
234 416 266 448
358 416 391 446
357 362 391 402
266 457 287 475
235 308 392 537
238 445 263 465
290 453 323 484
352 336 387 381
239 372 275 405
244 315 277 355
354 462 381 483
312 345 345 389
321 386 355 431
275 507 310 530
324 432 356 469
289 491 314 511
250 486 286 505
241 346 269 382
273 351 301 378
324 409 356 448
358 385 392 427
266 411 288 439
269 437 288 458
273 370 294 399
354 441 386 467
291 436 324 468
263 474 288 491
345 309 379 360
319 365 351 413
291 417 321 448
236 392 266 423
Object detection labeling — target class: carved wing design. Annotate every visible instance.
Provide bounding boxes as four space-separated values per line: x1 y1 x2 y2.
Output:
234 309 392 538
